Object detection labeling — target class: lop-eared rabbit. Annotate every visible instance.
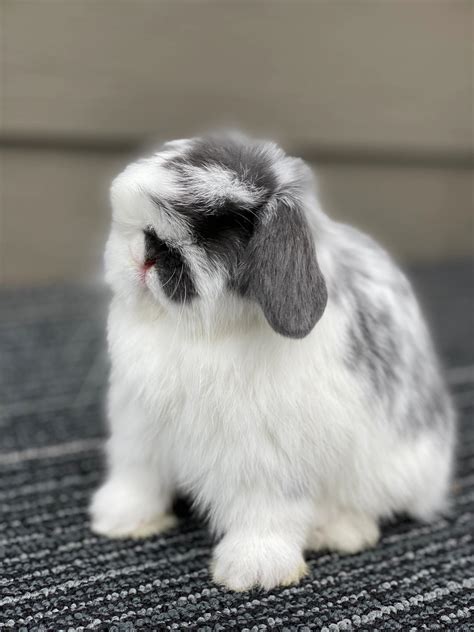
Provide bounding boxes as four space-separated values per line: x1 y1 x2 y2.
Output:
90 133 455 591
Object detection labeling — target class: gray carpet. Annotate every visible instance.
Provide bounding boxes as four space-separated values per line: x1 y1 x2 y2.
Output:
1 262 473 631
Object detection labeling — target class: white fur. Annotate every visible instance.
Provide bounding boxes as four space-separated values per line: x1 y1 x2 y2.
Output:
181 163 265 207
90 136 455 592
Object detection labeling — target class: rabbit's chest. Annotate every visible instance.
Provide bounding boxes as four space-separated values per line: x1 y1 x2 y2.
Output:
122 322 368 499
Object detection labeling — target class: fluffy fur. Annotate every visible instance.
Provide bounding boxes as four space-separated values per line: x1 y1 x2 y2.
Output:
90 133 456 591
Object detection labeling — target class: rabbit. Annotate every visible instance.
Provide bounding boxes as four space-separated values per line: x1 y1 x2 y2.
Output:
89 132 456 591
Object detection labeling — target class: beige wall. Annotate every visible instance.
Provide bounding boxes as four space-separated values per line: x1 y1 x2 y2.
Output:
0 0 472 285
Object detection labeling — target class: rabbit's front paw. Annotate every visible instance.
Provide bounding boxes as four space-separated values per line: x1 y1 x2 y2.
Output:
212 533 307 592
89 480 176 539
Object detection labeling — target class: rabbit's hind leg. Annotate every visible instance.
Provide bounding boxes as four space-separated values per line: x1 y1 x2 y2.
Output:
306 509 380 555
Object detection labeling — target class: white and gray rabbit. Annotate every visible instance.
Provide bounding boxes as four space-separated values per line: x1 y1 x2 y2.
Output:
90 133 456 591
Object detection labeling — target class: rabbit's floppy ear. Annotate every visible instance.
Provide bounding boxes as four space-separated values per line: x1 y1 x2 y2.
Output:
239 198 327 338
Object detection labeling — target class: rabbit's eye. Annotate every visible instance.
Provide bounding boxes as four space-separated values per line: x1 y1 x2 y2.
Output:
143 227 169 265
142 228 197 303
143 226 157 239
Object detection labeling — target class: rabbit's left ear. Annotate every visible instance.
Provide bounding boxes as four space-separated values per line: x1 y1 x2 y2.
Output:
239 199 327 338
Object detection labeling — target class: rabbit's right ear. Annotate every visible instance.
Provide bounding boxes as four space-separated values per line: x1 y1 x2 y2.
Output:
238 198 327 338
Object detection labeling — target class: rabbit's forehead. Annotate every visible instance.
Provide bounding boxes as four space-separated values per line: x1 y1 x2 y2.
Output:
168 161 265 208
161 136 279 210
110 135 294 234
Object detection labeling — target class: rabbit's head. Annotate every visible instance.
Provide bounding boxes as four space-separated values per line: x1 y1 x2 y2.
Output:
106 133 327 338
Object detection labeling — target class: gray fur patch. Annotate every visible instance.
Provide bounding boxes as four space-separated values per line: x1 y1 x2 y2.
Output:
340 251 453 433
347 303 400 407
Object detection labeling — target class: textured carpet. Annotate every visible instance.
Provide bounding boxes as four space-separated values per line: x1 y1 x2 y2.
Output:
1 262 473 631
